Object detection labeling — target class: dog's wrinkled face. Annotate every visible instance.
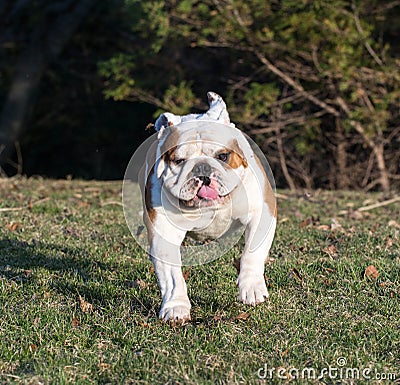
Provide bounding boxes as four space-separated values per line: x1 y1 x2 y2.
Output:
156 125 248 208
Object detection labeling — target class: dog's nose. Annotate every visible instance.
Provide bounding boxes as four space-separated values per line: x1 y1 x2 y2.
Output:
192 162 212 176
199 175 211 186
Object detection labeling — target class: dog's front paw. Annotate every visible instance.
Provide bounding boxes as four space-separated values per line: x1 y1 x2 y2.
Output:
159 299 191 324
237 273 269 305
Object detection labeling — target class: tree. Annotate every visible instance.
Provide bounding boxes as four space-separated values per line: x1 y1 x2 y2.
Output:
101 0 400 191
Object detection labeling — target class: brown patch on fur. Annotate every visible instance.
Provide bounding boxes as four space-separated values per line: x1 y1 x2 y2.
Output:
254 154 277 218
163 146 177 164
226 139 248 169
158 126 180 169
160 126 180 155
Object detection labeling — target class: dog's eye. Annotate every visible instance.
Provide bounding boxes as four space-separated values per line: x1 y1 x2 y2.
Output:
217 153 230 162
174 158 185 165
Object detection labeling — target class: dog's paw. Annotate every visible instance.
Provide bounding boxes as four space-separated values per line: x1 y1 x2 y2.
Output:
237 273 269 305
159 300 191 324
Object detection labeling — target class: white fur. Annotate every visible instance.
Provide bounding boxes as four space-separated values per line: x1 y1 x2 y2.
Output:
142 92 276 322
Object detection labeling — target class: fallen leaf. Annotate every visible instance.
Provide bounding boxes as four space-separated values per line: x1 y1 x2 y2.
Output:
364 265 379 280
183 269 191 281
29 344 38 353
300 217 313 228
322 244 338 258
133 279 147 289
234 312 250 321
139 322 152 328
386 236 393 248
280 348 289 357
71 317 80 328
349 210 363 220
317 225 330 231
6 222 19 231
388 220 400 228
330 218 343 231
79 295 93 313
303 192 312 201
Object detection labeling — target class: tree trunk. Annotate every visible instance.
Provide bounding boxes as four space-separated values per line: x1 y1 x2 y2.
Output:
0 0 95 170
336 119 349 189
372 143 390 192
276 126 296 190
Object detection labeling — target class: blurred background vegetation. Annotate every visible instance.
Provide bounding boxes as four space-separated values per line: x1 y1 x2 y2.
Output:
0 0 399 191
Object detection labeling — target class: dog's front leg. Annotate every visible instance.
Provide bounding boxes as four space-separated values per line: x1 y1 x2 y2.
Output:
149 230 191 323
238 203 277 305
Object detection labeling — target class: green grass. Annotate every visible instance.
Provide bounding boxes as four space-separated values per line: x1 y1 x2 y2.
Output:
0 178 399 384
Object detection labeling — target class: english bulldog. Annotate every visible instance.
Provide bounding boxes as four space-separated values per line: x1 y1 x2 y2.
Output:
140 92 276 323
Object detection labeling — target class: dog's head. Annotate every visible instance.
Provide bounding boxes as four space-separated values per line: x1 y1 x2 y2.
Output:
153 92 249 208
155 123 248 208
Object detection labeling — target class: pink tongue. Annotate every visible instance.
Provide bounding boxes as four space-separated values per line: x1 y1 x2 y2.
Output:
197 185 219 200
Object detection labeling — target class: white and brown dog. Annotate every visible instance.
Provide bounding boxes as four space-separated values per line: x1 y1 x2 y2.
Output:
140 92 276 323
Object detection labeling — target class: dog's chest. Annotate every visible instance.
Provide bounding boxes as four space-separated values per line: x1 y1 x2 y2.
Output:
184 204 236 241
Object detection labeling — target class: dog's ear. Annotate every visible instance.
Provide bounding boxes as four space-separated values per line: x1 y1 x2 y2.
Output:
154 112 181 133
155 119 179 179
205 91 232 126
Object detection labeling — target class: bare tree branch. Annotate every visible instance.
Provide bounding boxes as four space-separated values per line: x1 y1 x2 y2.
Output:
352 2 384 66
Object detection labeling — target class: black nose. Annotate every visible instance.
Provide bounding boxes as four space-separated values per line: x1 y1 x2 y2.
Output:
192 162 212 176
199 175 211 185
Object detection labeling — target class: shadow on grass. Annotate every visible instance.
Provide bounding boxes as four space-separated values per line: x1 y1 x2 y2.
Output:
0 238 157 318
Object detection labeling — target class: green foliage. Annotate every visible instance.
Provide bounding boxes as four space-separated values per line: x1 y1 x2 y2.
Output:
125 0 170 52
98 54 137 101
155 81 199 116
241 83 279 122
98 0 399 189
1 0 399 187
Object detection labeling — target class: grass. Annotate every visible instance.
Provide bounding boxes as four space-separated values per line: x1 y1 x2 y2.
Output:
0 177 399 384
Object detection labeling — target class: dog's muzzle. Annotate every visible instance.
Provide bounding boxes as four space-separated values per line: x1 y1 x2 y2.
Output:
178 162 229 208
